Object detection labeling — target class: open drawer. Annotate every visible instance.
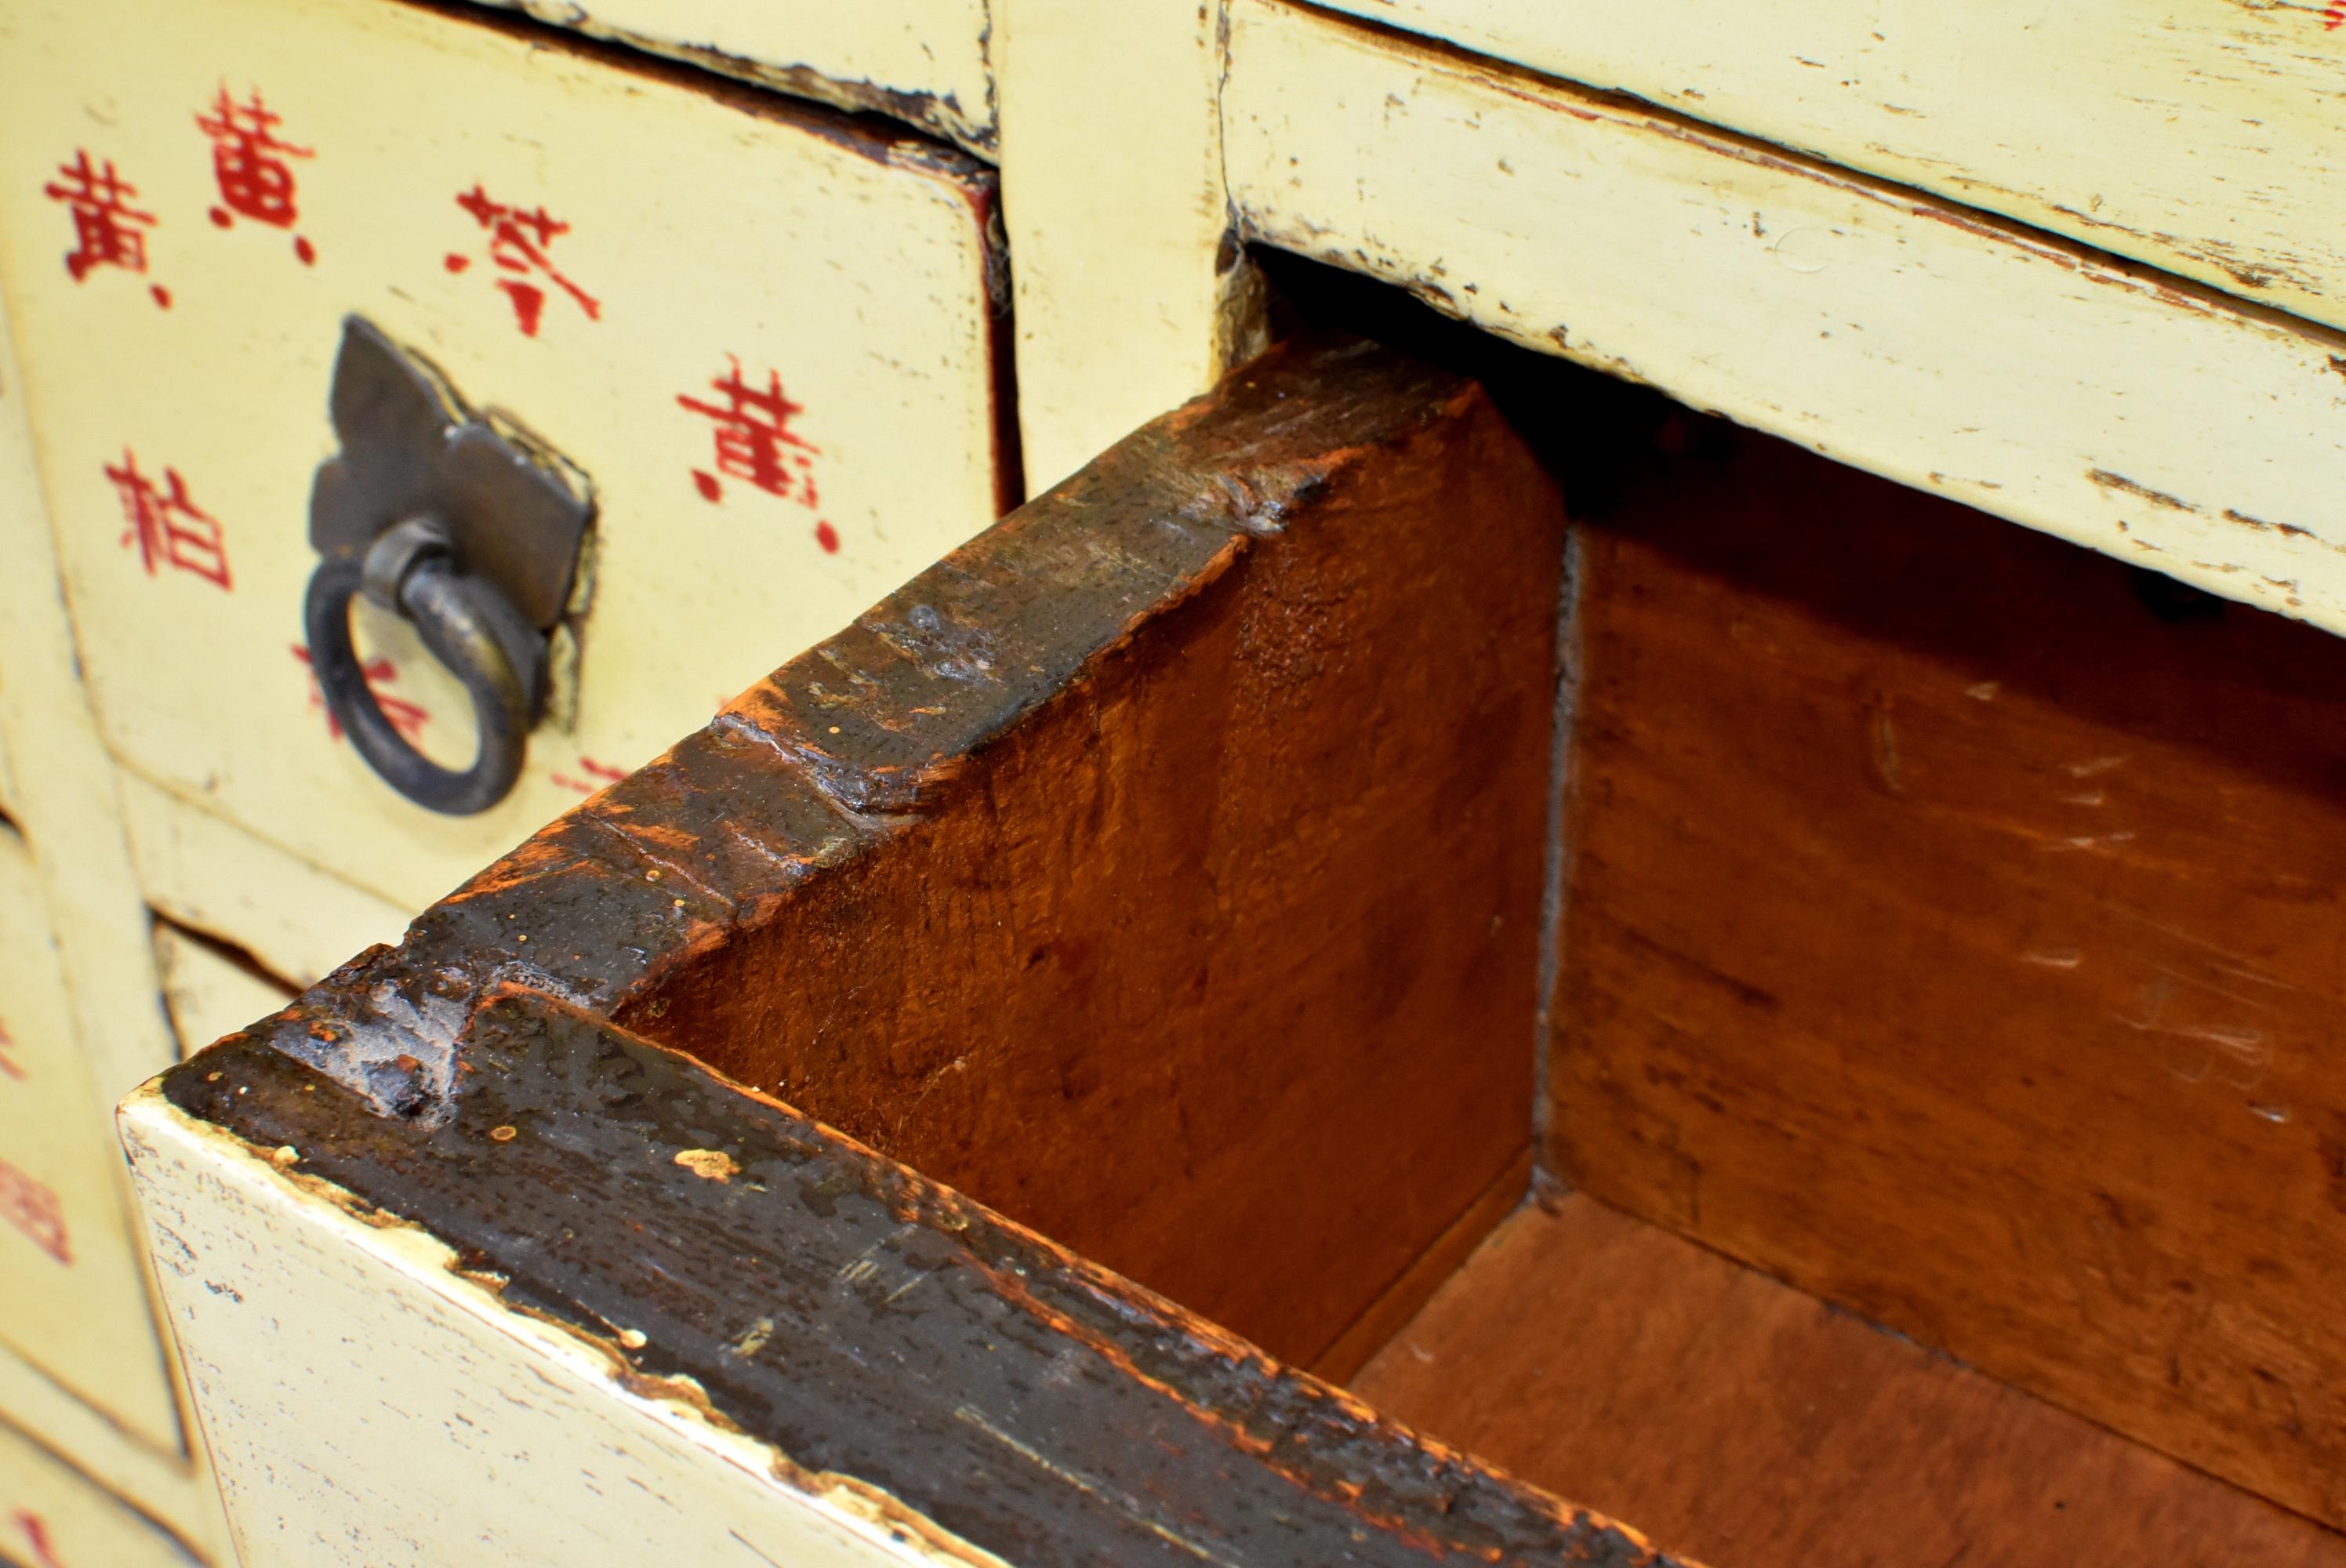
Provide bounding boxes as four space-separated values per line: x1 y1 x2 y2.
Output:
121 333 2346 1565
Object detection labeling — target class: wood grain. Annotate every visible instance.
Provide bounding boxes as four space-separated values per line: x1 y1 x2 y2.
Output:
1554 419 2346 1526
610 337 1565 1367
1355 1194 2346 1568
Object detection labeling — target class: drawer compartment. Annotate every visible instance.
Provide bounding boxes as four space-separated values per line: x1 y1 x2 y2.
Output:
124 332 2346 1564
0 0 1008 916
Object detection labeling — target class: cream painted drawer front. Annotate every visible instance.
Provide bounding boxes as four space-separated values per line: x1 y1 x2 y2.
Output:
152 919 299 1063
0 827 181 1457
0 1416 203 1568
471 0 996 154
1221 0 2346 637
0 0 1006 915
1315 0 2346 335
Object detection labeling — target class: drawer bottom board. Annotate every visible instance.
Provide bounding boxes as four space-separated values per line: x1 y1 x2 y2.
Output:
1355 1192 2344 1567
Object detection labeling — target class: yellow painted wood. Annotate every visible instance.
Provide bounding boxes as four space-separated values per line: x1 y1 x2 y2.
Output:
471 0 998 154
0 1344 225 1565
0 0 1006 915
1223 0 2346 635
151 921 297 1061
0 252 231 1563
0 826 183 1458
995 0 1267 490
1314 0 2346 333
0 1414 206 1568
121 771 409 990
120 1087 1004 1568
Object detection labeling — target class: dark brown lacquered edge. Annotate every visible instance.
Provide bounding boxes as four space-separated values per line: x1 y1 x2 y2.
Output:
168 997 1671 1567
154 336 1687 1566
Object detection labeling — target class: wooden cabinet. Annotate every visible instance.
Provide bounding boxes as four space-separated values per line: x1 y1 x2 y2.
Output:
0 0 2336 1559
120 335 2346 1565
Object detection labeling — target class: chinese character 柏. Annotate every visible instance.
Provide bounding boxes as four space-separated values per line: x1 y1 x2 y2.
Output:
446 183 600 337
105 451 231 590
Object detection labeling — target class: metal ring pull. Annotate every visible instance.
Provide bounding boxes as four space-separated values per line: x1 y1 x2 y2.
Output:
303 517 545 816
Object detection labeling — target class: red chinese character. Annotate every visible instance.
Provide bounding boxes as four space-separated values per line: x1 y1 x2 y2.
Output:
291 644 428 745
0 1018 21 1082
445 184 600 336
550 756 626 795
196 84 317 265
677 358 821 504
13 1512 67 1568
42 150 166 306
0 1156 70 1265
105 451 231 590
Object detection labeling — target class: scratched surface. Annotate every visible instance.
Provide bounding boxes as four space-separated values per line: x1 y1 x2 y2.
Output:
153 1001 1674 1567
1555 415 2346 1528
461 0 999 155
1223 0 2346 637
1310 0 2346 332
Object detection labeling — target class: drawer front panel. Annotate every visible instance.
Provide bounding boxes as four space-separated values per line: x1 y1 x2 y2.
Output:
0 0 1005 913
1315 0 2346 333
0 829 181 1457
152 920 298 1063
1222 0 2346 638
0 1417 204 1568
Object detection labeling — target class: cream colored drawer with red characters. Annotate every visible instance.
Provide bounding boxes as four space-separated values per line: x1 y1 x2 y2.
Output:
0 0 1009 914
0 825 183 1459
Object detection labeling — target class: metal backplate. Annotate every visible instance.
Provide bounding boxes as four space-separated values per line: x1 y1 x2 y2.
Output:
309 317 592 630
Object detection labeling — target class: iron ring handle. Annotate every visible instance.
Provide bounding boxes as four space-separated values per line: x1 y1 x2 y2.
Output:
302 519 539 816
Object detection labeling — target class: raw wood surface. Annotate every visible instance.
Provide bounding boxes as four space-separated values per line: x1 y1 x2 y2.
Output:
1309 0 2346 333
1555 419 2346 1526
1356 1194 2346 1568
610 338 1565 1367
142 336 1668 1566
1311 1146 1531 1386
1222 0 2346 637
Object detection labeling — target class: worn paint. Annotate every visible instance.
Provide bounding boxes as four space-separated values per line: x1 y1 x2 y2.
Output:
142 1000 1680 1567
1222 0 2346 636
993 0 1268 490
1309 0 2346 332
468 0 999 156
